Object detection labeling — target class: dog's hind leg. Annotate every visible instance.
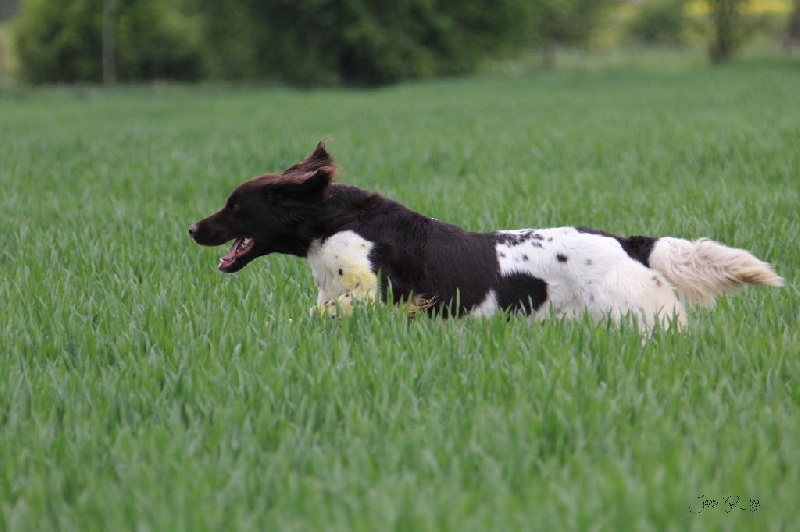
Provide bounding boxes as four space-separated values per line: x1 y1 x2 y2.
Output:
590 261 688 331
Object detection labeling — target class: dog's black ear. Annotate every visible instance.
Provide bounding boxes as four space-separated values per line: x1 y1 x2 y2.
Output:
294 165 334 197
284 141 335 178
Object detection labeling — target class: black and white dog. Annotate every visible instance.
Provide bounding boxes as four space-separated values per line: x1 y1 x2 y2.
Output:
189 142 782 329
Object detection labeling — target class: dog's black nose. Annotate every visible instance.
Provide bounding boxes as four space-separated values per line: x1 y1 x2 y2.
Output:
189 223 198 236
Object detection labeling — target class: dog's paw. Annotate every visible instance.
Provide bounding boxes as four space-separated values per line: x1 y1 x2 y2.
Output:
310 294 356 318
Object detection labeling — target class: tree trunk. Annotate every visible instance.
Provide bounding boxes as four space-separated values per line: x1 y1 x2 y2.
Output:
103 0 117 85
709 0 741 64
784 0 800 53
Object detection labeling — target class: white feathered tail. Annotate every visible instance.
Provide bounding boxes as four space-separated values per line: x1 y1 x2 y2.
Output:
649 237 783 307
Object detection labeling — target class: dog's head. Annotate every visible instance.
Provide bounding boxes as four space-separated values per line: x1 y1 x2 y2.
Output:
189 141 335 273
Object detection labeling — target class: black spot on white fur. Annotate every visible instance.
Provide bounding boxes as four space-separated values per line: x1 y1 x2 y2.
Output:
576 227 656 267
494 232 532 246
495 273 547 314
557 254 568 263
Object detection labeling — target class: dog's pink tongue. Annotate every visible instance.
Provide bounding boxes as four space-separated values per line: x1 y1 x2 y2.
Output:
222 238 242 261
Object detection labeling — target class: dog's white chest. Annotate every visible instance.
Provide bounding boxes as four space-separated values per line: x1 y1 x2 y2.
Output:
306 230 378 304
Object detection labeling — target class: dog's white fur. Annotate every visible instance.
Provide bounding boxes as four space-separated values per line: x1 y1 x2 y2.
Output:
649 237 783 307
494 228 685 328
307 231 379 315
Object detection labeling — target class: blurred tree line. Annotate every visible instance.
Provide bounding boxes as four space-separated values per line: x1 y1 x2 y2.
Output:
14 0 543 85
15 0 204 83
10 0 799 85
188 0 538 86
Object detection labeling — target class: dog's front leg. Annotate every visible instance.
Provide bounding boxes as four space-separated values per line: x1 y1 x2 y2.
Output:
309 266 379 318
311 291 367 318
311 286 380 318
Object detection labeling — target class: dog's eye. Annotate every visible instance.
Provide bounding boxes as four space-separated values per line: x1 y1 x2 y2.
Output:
230 203 240 212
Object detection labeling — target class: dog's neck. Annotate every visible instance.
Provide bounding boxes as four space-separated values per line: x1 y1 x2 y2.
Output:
297 183 439 255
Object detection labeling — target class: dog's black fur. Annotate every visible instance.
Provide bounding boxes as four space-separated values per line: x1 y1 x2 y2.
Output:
190 142 558 315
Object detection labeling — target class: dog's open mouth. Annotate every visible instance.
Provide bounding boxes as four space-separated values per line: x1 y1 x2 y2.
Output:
219 237 255 272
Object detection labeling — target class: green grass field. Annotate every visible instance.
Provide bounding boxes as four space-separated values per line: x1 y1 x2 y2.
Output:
2 60 799 531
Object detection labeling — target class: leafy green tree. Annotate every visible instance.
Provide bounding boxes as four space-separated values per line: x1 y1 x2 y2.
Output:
628 0 689 46
15 0 102 83
531 0 619 68
15 0 203 84
186 0 536 86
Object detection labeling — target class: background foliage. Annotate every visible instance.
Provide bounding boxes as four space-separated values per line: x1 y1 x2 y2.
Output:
14 0 538 85
14 0 202 84
186 0 537 86
533 0 620 67
9 0 796 86
628 0 690 45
